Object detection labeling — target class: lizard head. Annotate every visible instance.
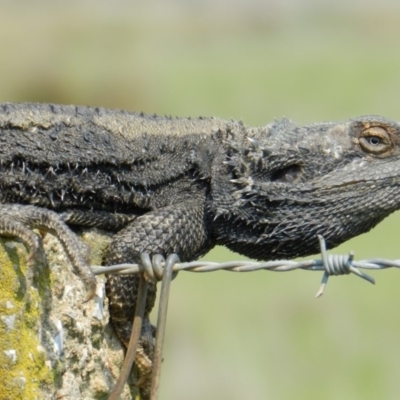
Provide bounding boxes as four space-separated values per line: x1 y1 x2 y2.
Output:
211 116 400 260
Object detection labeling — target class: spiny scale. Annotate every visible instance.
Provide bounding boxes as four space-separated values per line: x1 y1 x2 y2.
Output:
1 103 400 398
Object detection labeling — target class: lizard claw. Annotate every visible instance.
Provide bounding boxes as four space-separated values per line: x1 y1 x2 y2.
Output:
0 205 97 301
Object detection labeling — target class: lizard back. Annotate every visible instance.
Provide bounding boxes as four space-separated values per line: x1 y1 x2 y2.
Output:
0 103 244 213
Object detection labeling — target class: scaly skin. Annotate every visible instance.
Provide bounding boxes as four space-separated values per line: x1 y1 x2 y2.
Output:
0 103 399 397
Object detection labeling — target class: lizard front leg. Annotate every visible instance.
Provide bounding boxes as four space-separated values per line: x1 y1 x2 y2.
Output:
104 194 215 399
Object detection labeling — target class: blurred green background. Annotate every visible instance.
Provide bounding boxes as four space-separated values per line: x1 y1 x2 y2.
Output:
1 1 400 399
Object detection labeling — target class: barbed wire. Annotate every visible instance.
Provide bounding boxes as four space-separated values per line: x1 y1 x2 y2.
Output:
105 235 399 399
92 235 400 297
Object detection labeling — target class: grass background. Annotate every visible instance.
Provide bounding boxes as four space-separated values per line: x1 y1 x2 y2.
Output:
1 1 400 399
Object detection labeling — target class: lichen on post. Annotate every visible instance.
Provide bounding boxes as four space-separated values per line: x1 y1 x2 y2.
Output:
0 229 138 400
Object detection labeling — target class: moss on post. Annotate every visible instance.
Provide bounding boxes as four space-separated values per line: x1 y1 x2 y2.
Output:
0 229 139 400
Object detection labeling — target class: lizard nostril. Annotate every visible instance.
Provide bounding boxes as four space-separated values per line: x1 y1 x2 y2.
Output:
270 164 302 183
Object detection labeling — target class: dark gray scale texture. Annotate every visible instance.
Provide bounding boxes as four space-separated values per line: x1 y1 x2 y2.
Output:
1 102 400 398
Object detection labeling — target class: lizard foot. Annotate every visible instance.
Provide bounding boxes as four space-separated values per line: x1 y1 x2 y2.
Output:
0 204 96 299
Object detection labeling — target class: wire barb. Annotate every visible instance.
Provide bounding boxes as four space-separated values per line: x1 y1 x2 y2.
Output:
315 235 375 297
92 235 396 297
100 235 395 399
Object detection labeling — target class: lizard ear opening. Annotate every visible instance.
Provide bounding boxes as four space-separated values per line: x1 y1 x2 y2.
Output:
270 164 302 183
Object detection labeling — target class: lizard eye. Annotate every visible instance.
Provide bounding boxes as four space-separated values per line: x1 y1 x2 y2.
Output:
359 126 392 155
367 136 381 146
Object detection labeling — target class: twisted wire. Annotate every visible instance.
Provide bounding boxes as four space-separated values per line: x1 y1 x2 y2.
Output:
92 235 398 296
102 236 392 398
